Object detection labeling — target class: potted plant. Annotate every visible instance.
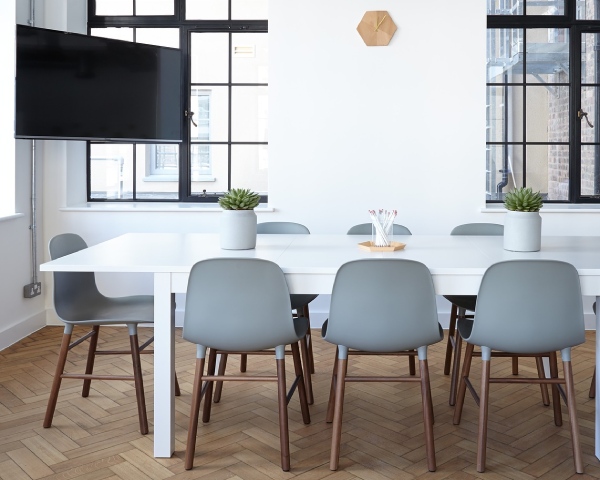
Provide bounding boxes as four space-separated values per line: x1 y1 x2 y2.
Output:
218 188 261 250
503 187 544 252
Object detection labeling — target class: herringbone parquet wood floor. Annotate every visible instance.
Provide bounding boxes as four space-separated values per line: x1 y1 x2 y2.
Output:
0 326 599 479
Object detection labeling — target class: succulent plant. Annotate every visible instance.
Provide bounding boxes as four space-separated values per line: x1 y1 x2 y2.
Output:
218 188 261 210
504 187 544 212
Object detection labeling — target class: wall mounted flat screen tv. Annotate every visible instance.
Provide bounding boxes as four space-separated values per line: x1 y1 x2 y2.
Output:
15 24 182 142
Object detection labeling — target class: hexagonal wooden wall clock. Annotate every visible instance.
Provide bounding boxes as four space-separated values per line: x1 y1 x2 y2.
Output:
357 11 397 46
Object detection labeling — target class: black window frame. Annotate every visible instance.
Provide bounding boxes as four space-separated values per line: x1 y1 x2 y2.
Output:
488 0 600 204
86 0 268 203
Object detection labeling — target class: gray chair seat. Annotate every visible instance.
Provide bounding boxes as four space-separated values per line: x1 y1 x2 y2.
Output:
182 258 311 472
453 259 585 473
44 233 180 437
322 258 442 472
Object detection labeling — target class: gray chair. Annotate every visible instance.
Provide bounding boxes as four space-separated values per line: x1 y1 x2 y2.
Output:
346 223 412 236
44 233 179 435
215 221 317 404
444 223 505 406
322 259 443 471
182 258 311 472
347 223 416 375
452 260 585 473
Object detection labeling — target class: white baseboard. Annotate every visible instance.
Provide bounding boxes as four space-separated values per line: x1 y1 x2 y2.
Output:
0 310 46 351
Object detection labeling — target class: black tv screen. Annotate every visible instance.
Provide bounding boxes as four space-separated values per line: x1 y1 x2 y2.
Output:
15 25 182 142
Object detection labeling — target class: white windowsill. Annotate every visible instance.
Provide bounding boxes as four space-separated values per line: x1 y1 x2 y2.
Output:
0 213 25 223
59 203 274 213
482 204 600 213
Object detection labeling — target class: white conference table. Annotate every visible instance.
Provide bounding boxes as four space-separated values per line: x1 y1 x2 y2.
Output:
39 233 600 459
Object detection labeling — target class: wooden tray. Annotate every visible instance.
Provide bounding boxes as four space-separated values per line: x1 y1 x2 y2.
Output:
358 241 406 252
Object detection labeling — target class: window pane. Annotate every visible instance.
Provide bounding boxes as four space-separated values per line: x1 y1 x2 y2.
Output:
487 144 507 199
581 145 600 196
231 144 268 193
582 33 600 84
525 29 568 83
136 0 174 16
526 0 564 15
527 144 568 200
581 87 598 142
186 0 228 19
526 86 569 142
577 0 599 19
91 28 134 42
487 0 523 15
191 33 229 84
232 33 268 83
191 87 229 142
90 144 134 199
136 28 179 48
487 28 522 83
135 144 179 199
231 87 268 142
231 0 268 20
191 144 229 193
95 0 133 16
487 86 525 142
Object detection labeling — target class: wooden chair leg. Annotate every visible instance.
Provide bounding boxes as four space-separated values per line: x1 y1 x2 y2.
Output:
303 305 315 375
44 330 73 428
82 325 100 397
535 356 550 406
476 358 491 473
175 372 181 397
202 349 217 424
444 304 458 375
549 351 562 426
185 357 205 470
326 349 338 423
213 353 228 403
290 342 311 424
453 342 474 425
590 367 596 399
299 335 314 405
449 332 463 406
563 359 584 474
129 331 148 435
276 356 291 471
512 356 519 375
419 358 436 472
329 355 348 471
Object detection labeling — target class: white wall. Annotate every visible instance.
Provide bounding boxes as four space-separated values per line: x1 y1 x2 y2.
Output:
4 0 599 337
0 1 46 350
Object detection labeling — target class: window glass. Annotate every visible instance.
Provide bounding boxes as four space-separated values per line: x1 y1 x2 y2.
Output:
186 0 228 20
231 144 268 193
90 144 134 199
95 0 133 16
231 0 268 20
232 33 268 83
487 0 564 15
136 144 179 199
91 28 133 42
191 144 229 193
136 28 179 48
136 0 174 15
191 33 229 84
191 87 229 142
231 86 268 142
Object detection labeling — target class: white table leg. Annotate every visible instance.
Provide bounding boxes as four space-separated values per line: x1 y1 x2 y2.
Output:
154 273 175 457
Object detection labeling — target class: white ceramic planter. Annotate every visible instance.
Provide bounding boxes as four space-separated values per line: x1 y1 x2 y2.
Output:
220 209 257 250
503 211 542 252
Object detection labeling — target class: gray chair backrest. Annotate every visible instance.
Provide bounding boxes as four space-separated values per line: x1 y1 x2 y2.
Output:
257 222 310 234
467 260 585 353
323 259 441 352
346 223 412 235
183 258 301 351
49 233 105 323
450 223 504 236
